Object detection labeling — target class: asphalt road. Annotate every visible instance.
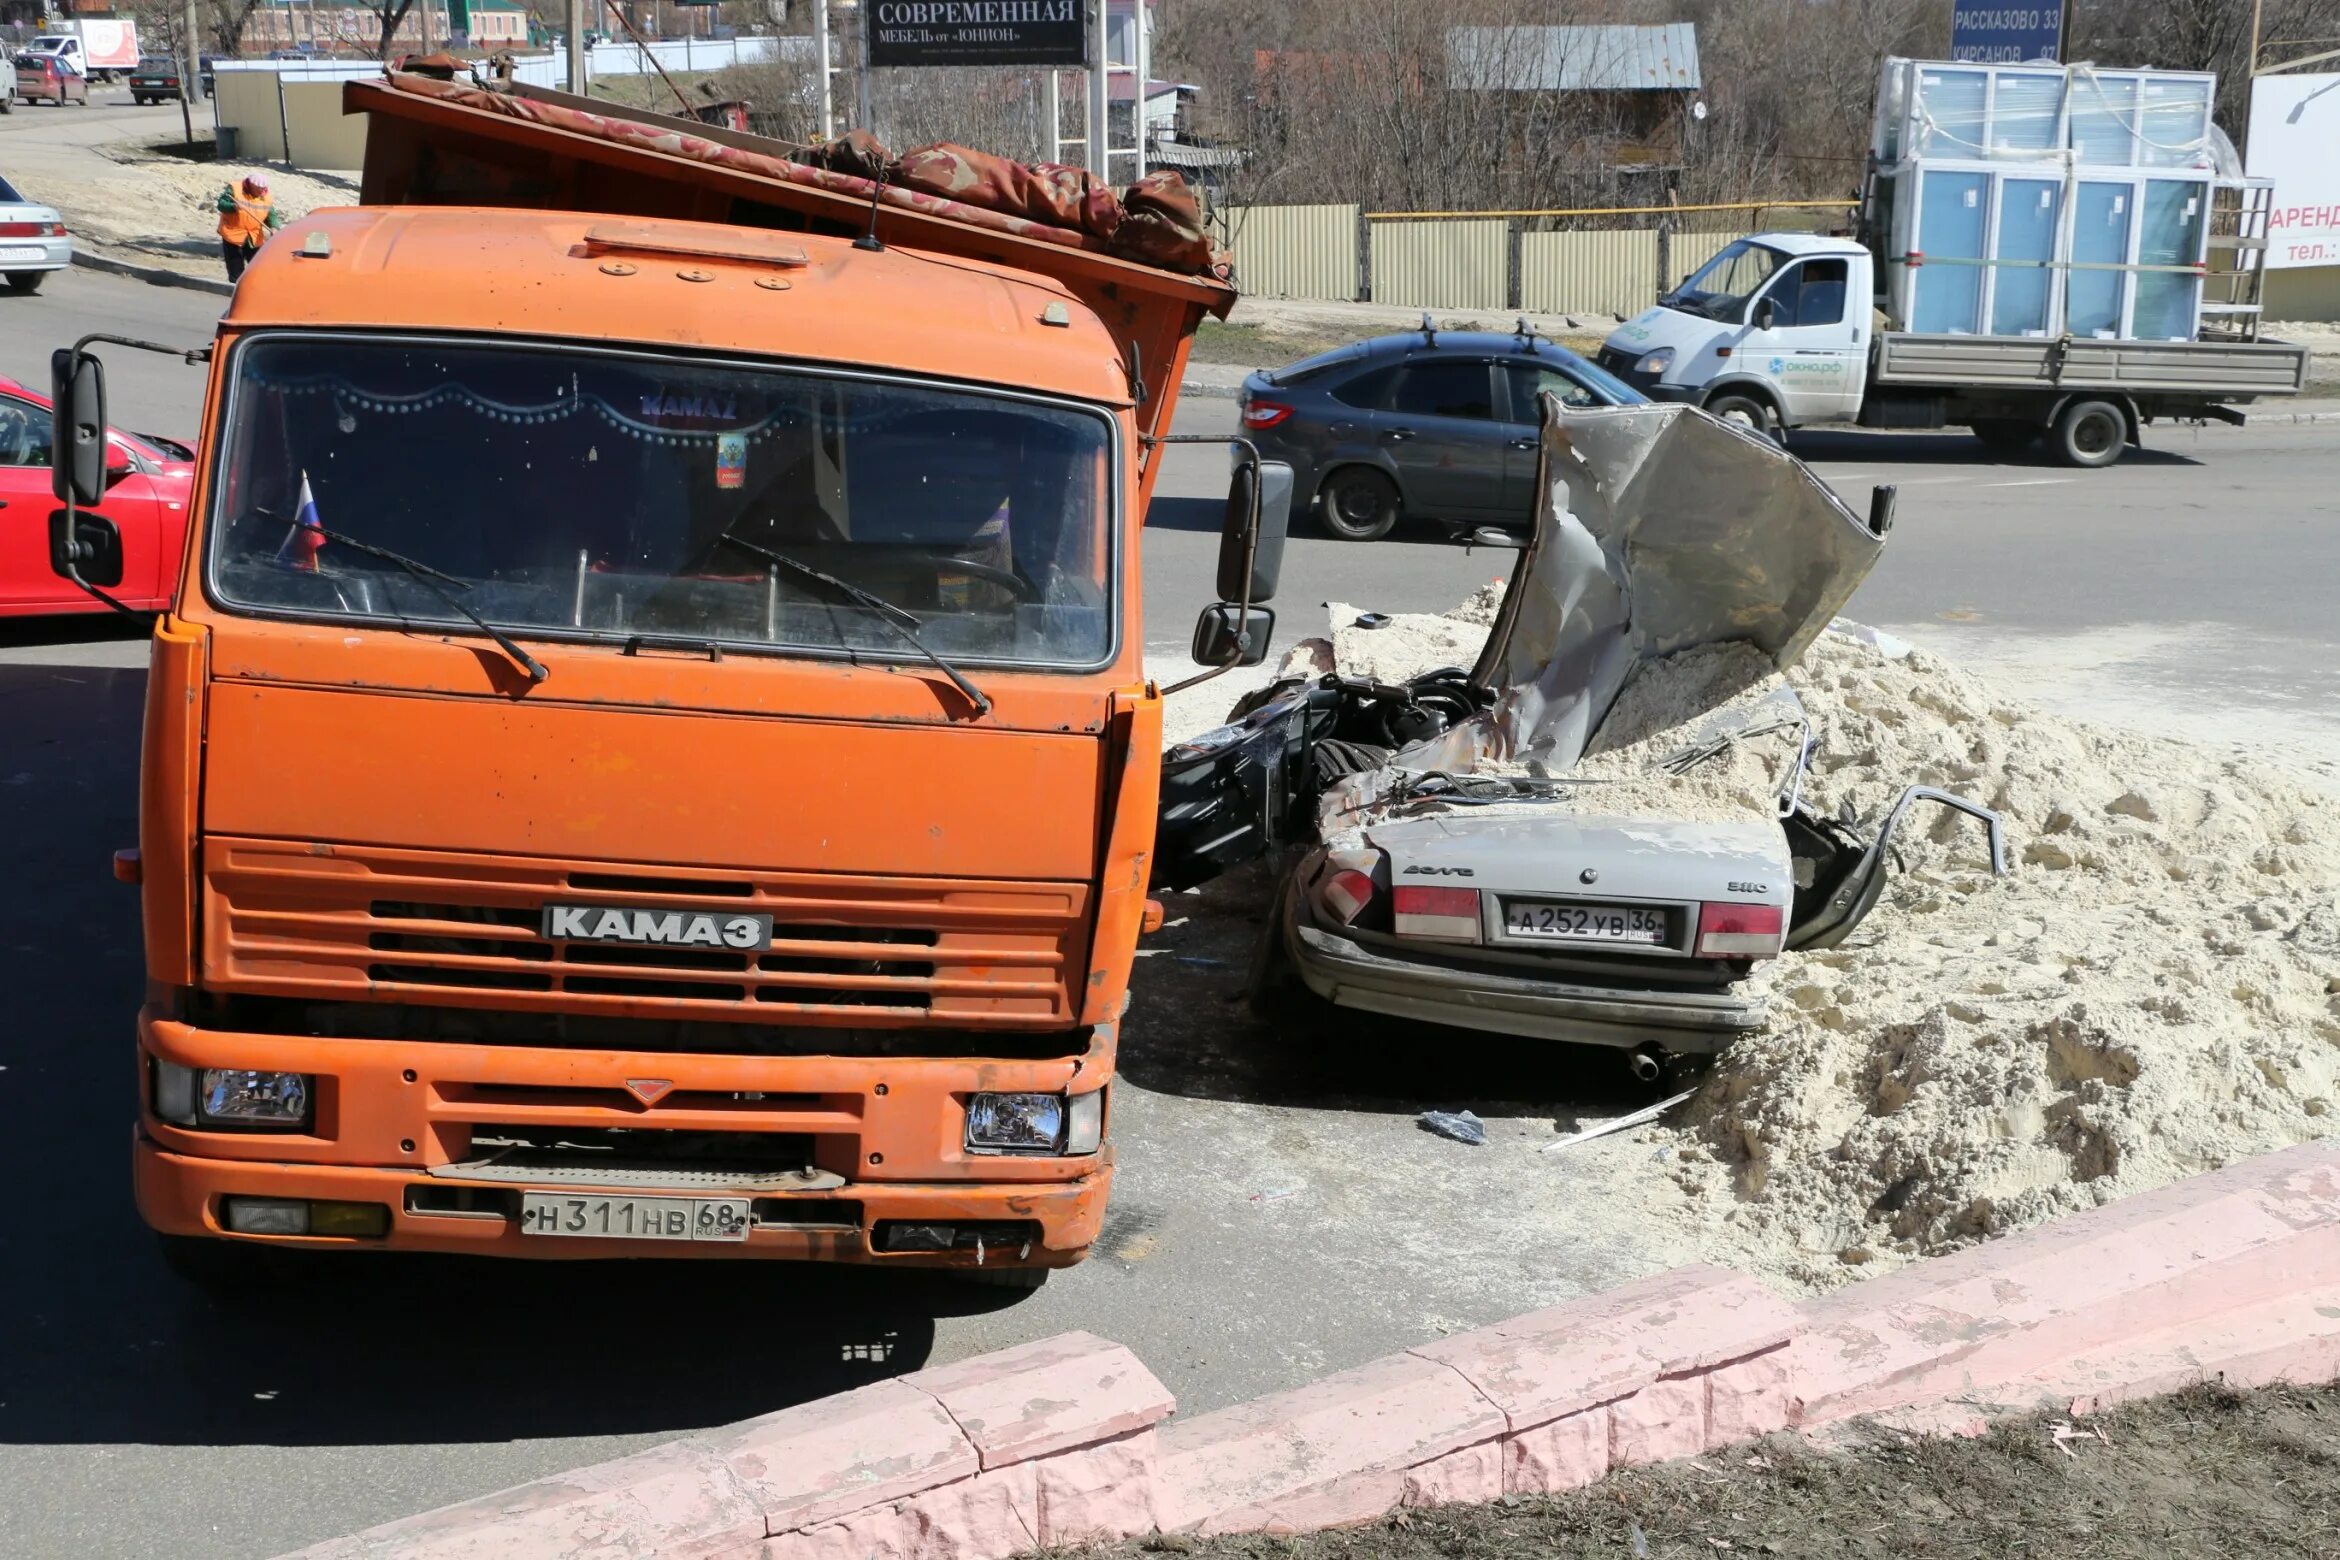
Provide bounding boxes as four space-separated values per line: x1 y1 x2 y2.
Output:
4 271 2340 1558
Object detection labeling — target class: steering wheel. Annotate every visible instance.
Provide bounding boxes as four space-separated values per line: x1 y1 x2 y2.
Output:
922 554 1042 604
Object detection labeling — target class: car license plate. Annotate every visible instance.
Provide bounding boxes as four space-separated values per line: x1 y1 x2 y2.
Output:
1502 899 1669 945
519 1192 751 1242
0 246 46 264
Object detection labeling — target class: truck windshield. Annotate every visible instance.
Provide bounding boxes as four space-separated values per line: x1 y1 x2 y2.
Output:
1668 241 1790 321
207 337 1116 669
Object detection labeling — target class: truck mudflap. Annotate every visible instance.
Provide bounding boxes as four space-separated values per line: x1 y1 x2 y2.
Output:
1278 879 1764 1053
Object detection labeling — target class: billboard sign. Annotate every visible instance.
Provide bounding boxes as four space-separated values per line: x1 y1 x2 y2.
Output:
2249 73 2340 269
866 1 1089 69
1948 2 2062 64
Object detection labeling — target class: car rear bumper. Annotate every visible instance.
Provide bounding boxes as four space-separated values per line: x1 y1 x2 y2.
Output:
0 237 72 271
1284 891 1763 1052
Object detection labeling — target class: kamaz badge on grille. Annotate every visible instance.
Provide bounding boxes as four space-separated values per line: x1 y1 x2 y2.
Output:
542 905 775 949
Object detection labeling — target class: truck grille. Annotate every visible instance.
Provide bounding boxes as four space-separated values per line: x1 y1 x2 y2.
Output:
203 838 1088 1028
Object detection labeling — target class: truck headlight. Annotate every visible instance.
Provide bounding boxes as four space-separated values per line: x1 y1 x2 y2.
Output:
198 1069 313 1127
1635 347 1675 376
965 1092 1066 1154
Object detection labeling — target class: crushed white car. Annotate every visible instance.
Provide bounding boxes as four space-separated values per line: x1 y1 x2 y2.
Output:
1159 402 2005 1066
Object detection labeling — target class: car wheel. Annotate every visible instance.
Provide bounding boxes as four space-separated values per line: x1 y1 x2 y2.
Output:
1317 467 1401 542
1971 418 2039 456
7 272 44 295
1705 392 1779 442
2052 399 2126 468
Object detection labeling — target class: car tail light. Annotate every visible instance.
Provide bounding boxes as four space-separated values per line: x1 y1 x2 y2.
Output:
0 223 39 238
1393 886 1481 942
1695 901 1784 958
1241 401 1294 429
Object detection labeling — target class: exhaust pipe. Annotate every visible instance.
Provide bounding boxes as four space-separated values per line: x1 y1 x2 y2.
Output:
1627 1044 1665 1084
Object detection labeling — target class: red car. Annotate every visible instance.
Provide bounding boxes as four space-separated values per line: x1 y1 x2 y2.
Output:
0 376 194 616
16 54 90 107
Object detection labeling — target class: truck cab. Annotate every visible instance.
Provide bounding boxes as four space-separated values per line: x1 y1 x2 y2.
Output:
1596 233 1871 434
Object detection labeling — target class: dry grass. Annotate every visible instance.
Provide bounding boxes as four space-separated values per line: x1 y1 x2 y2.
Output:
1094 1383 2340 1560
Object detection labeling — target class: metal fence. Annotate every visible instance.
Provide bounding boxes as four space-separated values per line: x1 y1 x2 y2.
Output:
1371 218 1507 311
1215 202 1852 318
1223 203 1359 303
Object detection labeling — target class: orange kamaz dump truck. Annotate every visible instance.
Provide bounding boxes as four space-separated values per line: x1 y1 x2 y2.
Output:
44 77 1281 1286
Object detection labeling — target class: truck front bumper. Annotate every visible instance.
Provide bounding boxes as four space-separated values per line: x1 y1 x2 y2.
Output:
134 1006 1111 1267
1285 894 1763 1053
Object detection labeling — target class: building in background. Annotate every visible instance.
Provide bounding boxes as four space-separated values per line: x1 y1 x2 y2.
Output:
1446 23 1703 172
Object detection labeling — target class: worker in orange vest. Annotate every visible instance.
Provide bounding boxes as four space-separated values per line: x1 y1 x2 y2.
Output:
216 173 283 284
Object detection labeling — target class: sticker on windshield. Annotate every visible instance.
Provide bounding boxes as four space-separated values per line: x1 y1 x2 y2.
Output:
715 432 746 490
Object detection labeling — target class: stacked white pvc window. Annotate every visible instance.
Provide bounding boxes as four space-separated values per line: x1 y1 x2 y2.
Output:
1868 58 2218 341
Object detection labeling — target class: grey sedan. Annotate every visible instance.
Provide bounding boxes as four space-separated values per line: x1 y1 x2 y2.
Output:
1237 326 1646 541
0 175 72 294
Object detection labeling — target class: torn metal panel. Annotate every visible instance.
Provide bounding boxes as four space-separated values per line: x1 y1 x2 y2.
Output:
1417 401 1882 778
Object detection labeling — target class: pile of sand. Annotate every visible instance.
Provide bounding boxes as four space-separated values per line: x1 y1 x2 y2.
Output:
1674 630 2340 1288
1301 593 2340 1291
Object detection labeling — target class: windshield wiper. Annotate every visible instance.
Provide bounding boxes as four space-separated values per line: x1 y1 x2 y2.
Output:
261 509 549 685
710 530 993 718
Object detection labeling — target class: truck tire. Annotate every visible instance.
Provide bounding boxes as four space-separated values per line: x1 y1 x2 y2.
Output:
1971 418 2038 456
1705 391 1781 444
2052 399 2127 468
1317 467 1401 542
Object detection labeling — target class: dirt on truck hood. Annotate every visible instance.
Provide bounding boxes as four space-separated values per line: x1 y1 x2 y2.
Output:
1412 401 1886 778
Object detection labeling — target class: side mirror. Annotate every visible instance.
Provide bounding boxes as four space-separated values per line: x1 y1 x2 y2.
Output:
1215 458 1295 605
1751 297 1777 331
50 347 107 508
1191 601 1276 669
50 507 123 587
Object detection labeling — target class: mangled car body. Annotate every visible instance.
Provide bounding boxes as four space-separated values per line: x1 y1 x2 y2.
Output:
1158 402 2005 1058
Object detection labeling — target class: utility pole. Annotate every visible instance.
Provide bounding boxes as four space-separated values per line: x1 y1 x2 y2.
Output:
565 0 587 90
1046 67 1060 164
853 2 871 134
813 0 831 140
179 0 197 148
2248 0 2265 78
1085 0 1107 178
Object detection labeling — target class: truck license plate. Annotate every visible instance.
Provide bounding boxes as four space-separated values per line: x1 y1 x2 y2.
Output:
519 1192 751 1242
1502 900 1668 945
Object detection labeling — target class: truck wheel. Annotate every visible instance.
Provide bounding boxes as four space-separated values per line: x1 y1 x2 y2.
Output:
1971 419 2038 456
1705 392 1780 444
2052 400 2126 468
1317 467 1401 542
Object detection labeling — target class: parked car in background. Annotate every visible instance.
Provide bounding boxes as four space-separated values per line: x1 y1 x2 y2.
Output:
0 374 195 616
0 55 16 112
129 55 183 104
0 174 73 293
201 54 224 96
1237 325 1648 541
16 52 88 106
